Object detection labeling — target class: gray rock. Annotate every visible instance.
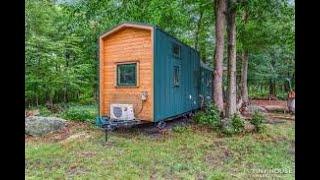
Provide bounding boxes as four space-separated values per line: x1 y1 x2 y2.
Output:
25 116 66 136
287 98 295 114
244 121 255 132
220 118 231 128
247 105 268 113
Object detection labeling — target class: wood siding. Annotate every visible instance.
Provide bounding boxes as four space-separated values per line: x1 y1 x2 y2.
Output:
100 27 153 121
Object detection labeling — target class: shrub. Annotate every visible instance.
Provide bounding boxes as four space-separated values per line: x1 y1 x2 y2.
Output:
251 111 266 132
38 106 52 116
79 98 96 105
172 126 189 133
221 125 235 136
193 103 221 129
193 111 206 123
230 114 245 134
61 105 97 123
220 114 245 135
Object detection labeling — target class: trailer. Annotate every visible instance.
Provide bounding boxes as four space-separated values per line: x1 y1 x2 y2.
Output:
96 22 213 135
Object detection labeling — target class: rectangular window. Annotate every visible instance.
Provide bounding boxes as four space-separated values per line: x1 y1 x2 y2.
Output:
173 66 180 86
116 62 137 87
172 43 181 58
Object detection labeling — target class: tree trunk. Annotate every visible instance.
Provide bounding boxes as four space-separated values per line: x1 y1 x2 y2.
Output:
225 0 237 118
269 79 276 98
240 51 249 104
64 87 67 103
284 81 289 92
291 71 295 90
269 55 277 99
239 9 249 106
213 0 227 113
36 95 39 107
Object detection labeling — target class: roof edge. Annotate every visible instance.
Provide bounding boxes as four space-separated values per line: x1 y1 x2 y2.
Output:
200 61 213 71
100 22 154 39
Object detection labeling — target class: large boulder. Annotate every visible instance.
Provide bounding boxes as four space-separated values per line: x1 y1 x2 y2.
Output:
247 105 268 113
25 116 66 136
263 105 287 113
287 98 295 114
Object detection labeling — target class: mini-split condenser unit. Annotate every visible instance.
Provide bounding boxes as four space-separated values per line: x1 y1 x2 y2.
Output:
110 104 135 120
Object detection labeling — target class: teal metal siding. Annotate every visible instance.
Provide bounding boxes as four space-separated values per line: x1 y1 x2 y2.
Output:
154 28 200 122
199 66 213 106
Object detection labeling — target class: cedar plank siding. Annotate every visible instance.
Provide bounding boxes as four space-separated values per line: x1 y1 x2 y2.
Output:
100 27 153 121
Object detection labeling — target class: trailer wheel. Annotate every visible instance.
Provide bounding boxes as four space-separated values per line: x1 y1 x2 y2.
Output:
183 114 189 124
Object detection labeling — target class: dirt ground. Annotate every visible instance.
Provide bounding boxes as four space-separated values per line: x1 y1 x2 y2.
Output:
251 99 295 123
251 99 287 108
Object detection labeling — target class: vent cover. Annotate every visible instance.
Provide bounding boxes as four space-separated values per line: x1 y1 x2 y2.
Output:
113 106 122 118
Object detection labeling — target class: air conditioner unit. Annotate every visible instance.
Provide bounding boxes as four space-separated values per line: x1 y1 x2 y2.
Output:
110 104 135 120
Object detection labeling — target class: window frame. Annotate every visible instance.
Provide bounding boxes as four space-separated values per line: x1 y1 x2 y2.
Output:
172 42 181 59
115 61 139 88
173 65 180 87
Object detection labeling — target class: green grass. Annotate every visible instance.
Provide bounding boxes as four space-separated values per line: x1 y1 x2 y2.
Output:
25 121 295 179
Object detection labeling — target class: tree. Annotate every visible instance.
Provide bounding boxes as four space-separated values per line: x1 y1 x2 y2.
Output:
239 9 249 105
212 0 227 113
239 50 249 103
234 0 295 103
225 0 237 118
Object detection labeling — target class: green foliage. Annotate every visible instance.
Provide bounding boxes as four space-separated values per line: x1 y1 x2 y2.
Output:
237 0 295 98
26 0 96 106
193 111 206 123
230 114 245 134
248 85 288 100
61 105 96 122
221 114 245 136
251 111 266 132
172 125 190 133
220 125 235 136
78 97 96 105
193 104 221 129
25 0 294 106
38 106 53 116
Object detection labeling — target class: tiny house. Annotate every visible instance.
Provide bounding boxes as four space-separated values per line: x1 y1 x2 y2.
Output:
98 22 212 123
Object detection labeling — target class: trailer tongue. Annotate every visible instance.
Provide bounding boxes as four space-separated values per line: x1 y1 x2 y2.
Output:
96 111 194 141
96 117 150 141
